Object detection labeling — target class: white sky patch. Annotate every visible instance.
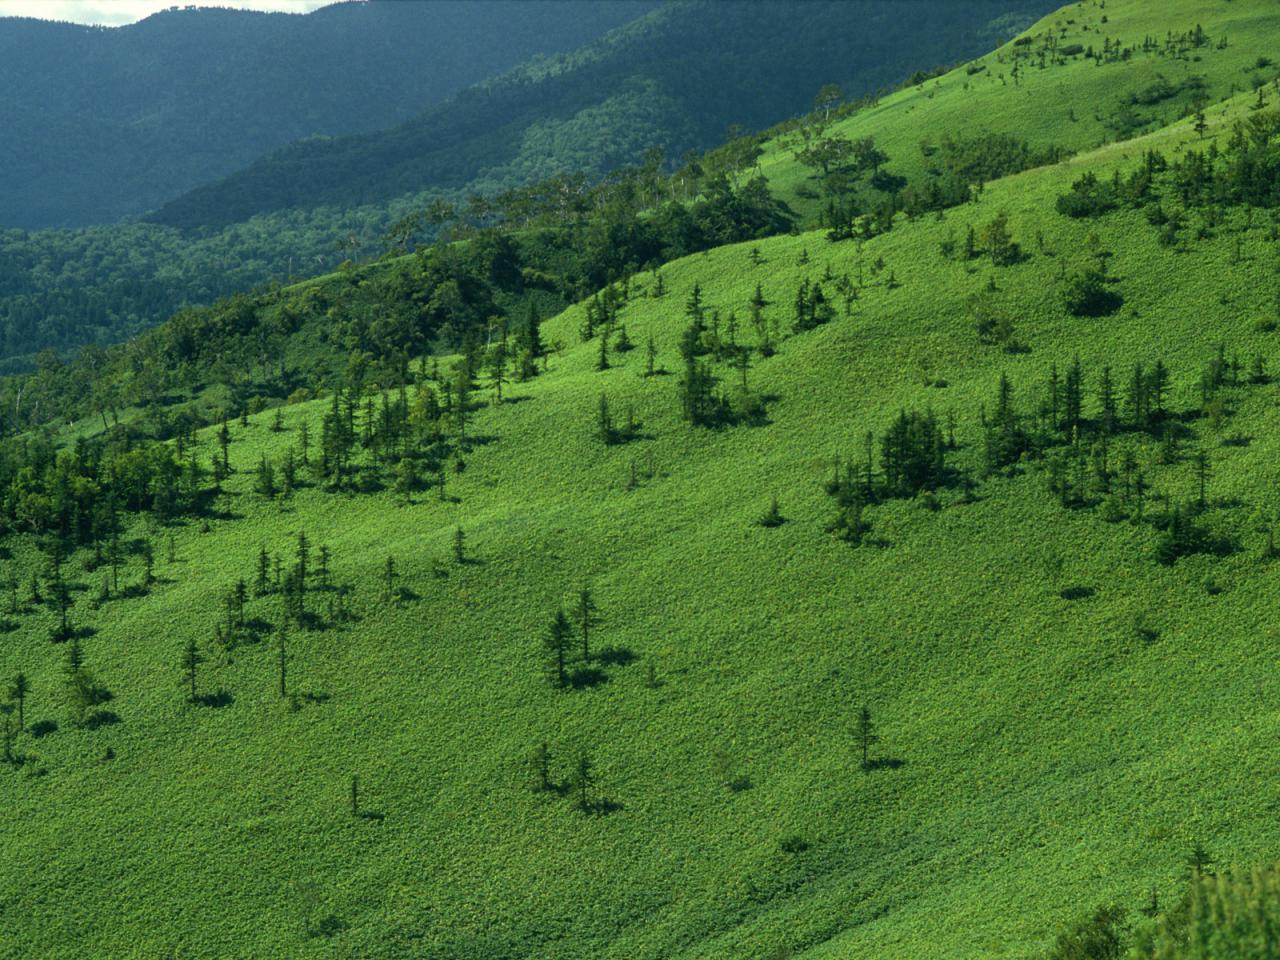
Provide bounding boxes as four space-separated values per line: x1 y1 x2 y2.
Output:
0 0 341 26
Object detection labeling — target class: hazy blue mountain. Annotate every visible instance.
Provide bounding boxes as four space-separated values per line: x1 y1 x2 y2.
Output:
148 0 1056 231
0 0 657 228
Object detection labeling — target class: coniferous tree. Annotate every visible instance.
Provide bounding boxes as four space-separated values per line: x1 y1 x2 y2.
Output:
277 622 288 698
63 637 98 725
749 282 773 356
522 302 543 363
395 458 418 502
453 527 466 564
596 393 615 445
1127 361 1149 429
255 547 271 597
856 705 880 770
218 418 231 474
1186 842 1214 879
545 609 572 688
530 741 552 792
255 454 277 498
1149 359 1169 421
317 546 331 590
678 317 717 426
575 586 598 663
1194 448 1211 510
759 495 784 527
295 532 310 588
46 551 72 642
491 339 508 403
573 752 595 813
383 556 397 600
644 335 658 377
685 282 703 324
108 528 121 595
9 673 29 730
181 637 202 703
233 580 248 629
1099 365 1116 435
1063 356 1084 433
280 449 298 496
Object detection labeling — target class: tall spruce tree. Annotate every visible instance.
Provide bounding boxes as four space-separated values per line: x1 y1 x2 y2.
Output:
545 609 572 688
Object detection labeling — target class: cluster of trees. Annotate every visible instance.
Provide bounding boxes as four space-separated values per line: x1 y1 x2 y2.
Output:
822 344 1272 566
1047 849 1280 960
825 409 953 544
903 133 1069 217
0 430 204 543
675 284 766 428
981 349 1264 563
1057 110 1280 244
527 741 603 814
543 587 602 689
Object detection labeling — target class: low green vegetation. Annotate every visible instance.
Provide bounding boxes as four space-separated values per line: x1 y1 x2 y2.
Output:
1 1 1280 957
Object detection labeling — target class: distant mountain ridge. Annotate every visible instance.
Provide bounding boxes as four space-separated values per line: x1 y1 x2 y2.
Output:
0 0 658 228
147 0 1058 231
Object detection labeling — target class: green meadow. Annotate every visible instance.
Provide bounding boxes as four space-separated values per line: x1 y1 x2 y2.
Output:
3 1 1280 957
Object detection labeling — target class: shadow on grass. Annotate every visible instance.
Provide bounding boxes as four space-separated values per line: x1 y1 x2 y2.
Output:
307 915 347 939
863 757 905 772
28 719 57 738
580 798 623 816
569 668 609 690
83 709 120 730
195 690 234 708
1059 585 1096 601
595 646 636 667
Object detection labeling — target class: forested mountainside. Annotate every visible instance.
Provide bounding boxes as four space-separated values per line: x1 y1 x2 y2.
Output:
0 0 656 229
147 0 1055 231
3 1 1280 957
0 0 1046 368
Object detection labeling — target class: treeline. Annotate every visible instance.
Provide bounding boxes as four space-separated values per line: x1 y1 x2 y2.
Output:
0 212 391 369
799 126 1070 241
0 157 791 448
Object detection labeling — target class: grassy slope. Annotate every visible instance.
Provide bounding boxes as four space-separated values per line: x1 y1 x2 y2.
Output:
4 2 1280 958
759 0 1277 222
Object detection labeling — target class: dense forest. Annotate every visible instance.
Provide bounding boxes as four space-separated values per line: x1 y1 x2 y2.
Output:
0 0 655 228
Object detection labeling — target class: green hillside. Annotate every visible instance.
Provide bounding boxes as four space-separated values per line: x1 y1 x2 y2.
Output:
754 0 1278 222
3 1 1280 957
